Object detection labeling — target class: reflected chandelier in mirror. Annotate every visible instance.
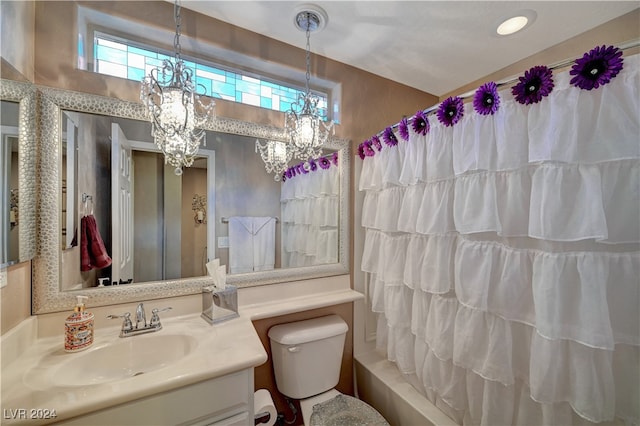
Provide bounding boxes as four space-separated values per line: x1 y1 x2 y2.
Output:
33 85 350 314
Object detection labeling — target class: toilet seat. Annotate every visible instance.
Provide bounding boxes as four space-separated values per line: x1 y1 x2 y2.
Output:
308 394 389 426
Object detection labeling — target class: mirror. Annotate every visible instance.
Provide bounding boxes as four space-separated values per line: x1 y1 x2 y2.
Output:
33 86 350 313
58 110 216 290
0 79 37 277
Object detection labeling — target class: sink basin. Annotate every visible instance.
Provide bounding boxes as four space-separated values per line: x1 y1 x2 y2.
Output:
50 333 198 387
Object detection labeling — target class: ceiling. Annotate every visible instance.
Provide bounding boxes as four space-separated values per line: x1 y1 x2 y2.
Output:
179 1 638 96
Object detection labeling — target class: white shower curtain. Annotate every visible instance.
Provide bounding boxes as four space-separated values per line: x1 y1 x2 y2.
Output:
359 54 639 425
281 163 339 267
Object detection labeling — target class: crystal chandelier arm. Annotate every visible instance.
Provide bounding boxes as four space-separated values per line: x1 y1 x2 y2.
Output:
255 139 293 180
284 9 334 163
140 0 215 175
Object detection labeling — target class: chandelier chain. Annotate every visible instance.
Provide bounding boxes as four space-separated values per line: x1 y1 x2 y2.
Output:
173 1 182 61
281 8 334 166
140 0 215 175
305 13 311 95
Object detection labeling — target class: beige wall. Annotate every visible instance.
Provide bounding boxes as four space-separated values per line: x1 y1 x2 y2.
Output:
0 0 634 373
26 4 437 354
442 9 640 100
0 1 35 82
1 262 31 334
33 1 438 147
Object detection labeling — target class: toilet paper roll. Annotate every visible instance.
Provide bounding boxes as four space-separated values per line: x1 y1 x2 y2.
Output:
254 389 277 426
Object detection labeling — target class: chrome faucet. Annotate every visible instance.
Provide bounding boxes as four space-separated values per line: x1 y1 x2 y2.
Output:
135 303 147 328
108 304 172 338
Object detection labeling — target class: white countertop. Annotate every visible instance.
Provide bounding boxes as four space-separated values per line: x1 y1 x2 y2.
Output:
1 277 363 424
1 313 266 425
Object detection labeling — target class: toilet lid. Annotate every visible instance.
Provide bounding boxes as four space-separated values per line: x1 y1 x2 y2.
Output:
309 394 389 426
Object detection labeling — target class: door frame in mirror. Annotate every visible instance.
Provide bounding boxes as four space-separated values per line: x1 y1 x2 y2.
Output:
0 79 37 270
33 86 350 314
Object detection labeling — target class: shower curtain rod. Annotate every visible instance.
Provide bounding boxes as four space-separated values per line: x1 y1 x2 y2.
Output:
382 38 640 133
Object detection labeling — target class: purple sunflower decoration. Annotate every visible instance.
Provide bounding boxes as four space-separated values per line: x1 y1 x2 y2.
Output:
473 82 500 115
383 127 398 147
357 143 366 160
331 152 339 166
512 65 554 105
412 110 430 136
309 158 317 171
371 135 382 151
362 141 375 157
570 45 624 91
437 96 464 127
398 117 410 141
318 157 331 169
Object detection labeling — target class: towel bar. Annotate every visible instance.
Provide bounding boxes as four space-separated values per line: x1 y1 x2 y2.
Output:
221 216 279 223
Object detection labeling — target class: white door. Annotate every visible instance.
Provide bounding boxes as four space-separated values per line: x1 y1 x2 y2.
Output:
111 123 134 284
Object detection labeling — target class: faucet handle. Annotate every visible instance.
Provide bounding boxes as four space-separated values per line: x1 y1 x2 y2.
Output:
107 312 133 331
150 307 172 327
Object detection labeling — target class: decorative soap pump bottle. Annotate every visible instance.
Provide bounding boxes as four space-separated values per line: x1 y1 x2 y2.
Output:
64 295 94 353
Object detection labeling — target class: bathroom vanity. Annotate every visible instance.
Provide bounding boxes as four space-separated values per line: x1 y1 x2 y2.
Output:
1 312 267 425
1 277 362 425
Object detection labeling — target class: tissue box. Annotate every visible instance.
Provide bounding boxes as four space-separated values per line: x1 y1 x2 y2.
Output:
201 285 239 324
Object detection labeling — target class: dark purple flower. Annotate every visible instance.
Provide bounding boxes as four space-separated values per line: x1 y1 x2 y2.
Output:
282 173 287 182
398 117 409 141
301 162 310 174
331 152 339 166
371 135 382 151
412 110 430 136
318 157 331 169
309 158 317 171
383 127 398 147
473 82 500 115
357 143 366 160
437 96 464 127
570 45 624 90
362 141 375 157
512 65 554 105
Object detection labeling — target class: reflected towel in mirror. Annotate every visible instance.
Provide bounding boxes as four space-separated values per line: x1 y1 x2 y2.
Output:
228 216 275 274
80 214 112 271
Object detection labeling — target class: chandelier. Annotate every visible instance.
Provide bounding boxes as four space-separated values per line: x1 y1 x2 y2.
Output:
140 0 215 175
285 9 334 161
255 139 293 181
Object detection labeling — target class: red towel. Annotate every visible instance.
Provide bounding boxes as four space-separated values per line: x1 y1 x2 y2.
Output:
80 215 112 271
80 216 91 271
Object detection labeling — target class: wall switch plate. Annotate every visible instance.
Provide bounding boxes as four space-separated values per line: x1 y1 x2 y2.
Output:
218 236 229 248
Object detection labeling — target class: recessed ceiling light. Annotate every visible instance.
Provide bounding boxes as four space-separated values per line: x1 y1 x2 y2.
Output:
497 16 528 35
495 10 537 36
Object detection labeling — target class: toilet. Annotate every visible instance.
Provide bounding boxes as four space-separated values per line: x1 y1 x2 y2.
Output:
268 315 389 426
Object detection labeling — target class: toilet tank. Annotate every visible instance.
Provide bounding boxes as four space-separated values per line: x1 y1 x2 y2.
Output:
268 315 348 399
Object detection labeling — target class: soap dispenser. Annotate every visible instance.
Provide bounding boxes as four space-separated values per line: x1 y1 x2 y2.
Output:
64 295 94 352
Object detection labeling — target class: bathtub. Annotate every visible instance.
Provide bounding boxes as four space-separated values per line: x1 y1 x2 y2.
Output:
355 350 459 426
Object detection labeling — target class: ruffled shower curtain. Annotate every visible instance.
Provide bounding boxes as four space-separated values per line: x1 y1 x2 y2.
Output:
359 54 639 425
281 164 339 267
